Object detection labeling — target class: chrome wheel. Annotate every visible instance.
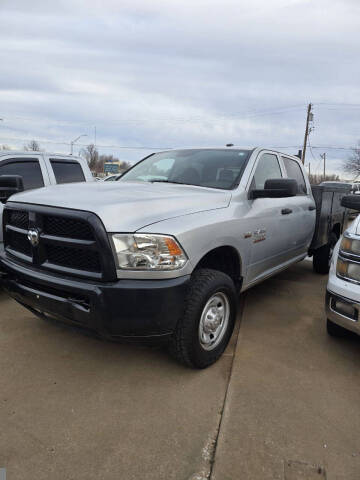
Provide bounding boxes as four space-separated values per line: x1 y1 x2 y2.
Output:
198 292 230 351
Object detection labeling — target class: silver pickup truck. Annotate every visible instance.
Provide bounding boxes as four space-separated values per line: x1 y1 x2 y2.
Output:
0 147 348 368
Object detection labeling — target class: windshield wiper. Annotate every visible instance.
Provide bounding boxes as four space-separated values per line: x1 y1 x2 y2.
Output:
150 179 187 185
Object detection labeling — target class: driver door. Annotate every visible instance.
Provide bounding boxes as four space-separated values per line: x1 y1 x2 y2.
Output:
245 152 295 286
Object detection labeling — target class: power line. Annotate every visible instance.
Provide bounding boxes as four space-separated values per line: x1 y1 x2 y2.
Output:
0 133 358 152
314 102 360 108
273 145 355 151
1 103 359 132
0 105 308 126
0 135 171 150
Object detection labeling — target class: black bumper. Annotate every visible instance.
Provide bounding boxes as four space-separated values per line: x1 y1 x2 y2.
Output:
0 256 190 340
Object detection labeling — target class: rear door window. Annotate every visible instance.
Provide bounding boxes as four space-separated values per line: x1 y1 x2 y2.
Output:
0 158 44 190
282 157 307 194
50 160 85 184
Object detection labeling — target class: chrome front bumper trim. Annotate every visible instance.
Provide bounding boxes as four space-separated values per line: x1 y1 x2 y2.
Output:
326 289 360 335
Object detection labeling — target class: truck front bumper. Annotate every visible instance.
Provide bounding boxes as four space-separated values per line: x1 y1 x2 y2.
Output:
326 289 360 336
0 256 190 340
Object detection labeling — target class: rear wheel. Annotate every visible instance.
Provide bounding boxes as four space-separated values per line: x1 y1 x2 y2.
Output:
169 268 237 368
327 318 349 337
313 232 338 274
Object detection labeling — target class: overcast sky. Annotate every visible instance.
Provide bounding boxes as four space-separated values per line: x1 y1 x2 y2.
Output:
0 0 359 175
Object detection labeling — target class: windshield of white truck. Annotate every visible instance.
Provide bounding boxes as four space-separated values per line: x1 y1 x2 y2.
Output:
120 149 252 190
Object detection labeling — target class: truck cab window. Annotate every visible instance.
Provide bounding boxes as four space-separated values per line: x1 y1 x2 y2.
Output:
50 160 85 184
0 159 44 190
282 157 307 194
251 153 282 190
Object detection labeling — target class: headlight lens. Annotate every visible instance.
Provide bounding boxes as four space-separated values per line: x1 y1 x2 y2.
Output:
340 235 360 256
337 257 360 282
111 233 188 270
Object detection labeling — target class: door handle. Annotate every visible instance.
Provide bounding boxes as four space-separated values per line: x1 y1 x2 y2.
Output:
281 208 293 215
308 205 316 211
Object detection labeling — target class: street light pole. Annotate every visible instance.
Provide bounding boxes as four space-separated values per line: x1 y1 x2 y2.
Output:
70 134 87 155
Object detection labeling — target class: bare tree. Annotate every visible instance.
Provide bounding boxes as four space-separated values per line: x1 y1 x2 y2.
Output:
343 142 360 178
120 160 131 172
80 144 99 171
24 140 41 151
0 144 11 150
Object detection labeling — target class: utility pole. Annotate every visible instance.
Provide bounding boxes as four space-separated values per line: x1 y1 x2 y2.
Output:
321 152 326 180
301 103 313 164
308 163 311 177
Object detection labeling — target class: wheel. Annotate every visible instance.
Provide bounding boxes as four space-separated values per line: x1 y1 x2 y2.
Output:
169 268 237 368
327 318 349 337
313 232 338 274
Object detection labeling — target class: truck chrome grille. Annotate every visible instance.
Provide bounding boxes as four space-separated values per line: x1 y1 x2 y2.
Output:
3 205 116 281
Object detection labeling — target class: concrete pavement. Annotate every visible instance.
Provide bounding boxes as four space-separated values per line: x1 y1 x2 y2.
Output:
0 260 359 479
0 289 239 480
212 260 360 480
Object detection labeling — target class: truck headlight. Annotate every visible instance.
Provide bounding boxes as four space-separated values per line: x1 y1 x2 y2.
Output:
111 234 188 270
337 257 360 282
340 235 360 256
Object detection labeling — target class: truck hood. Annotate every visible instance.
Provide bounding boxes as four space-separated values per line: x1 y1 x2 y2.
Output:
10 181 232 232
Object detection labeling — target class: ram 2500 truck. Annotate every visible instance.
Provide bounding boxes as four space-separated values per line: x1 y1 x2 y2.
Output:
0 151 93 247
0 147 347 368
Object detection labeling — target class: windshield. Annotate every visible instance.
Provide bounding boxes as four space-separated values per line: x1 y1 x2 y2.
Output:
120 149 252 190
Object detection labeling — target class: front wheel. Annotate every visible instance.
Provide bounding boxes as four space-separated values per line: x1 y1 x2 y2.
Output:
169 269 237 368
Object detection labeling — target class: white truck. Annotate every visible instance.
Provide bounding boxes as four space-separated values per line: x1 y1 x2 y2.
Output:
326 194 360 337
0 147 348 368
0 151 93 245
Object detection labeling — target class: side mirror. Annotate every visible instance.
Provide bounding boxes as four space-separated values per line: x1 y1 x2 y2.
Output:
341 194 360 211
0 175 24 202
250 178 298 199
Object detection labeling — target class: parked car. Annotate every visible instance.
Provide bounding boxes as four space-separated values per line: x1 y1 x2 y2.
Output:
103 174 121 181
326 194 360 337
0 151 93 248
0 147 348 368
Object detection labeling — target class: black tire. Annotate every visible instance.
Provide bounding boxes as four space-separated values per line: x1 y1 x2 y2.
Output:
169 268 237 369
341 194 360 211
327 318 349 337
313 232 338 274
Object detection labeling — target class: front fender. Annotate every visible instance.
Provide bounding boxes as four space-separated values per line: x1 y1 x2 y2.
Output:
138 208 250 277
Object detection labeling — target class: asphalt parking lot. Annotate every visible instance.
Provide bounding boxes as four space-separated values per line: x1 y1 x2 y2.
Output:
1 260 359 480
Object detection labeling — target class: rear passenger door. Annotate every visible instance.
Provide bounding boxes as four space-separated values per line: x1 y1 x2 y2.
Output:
280 156 315 255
